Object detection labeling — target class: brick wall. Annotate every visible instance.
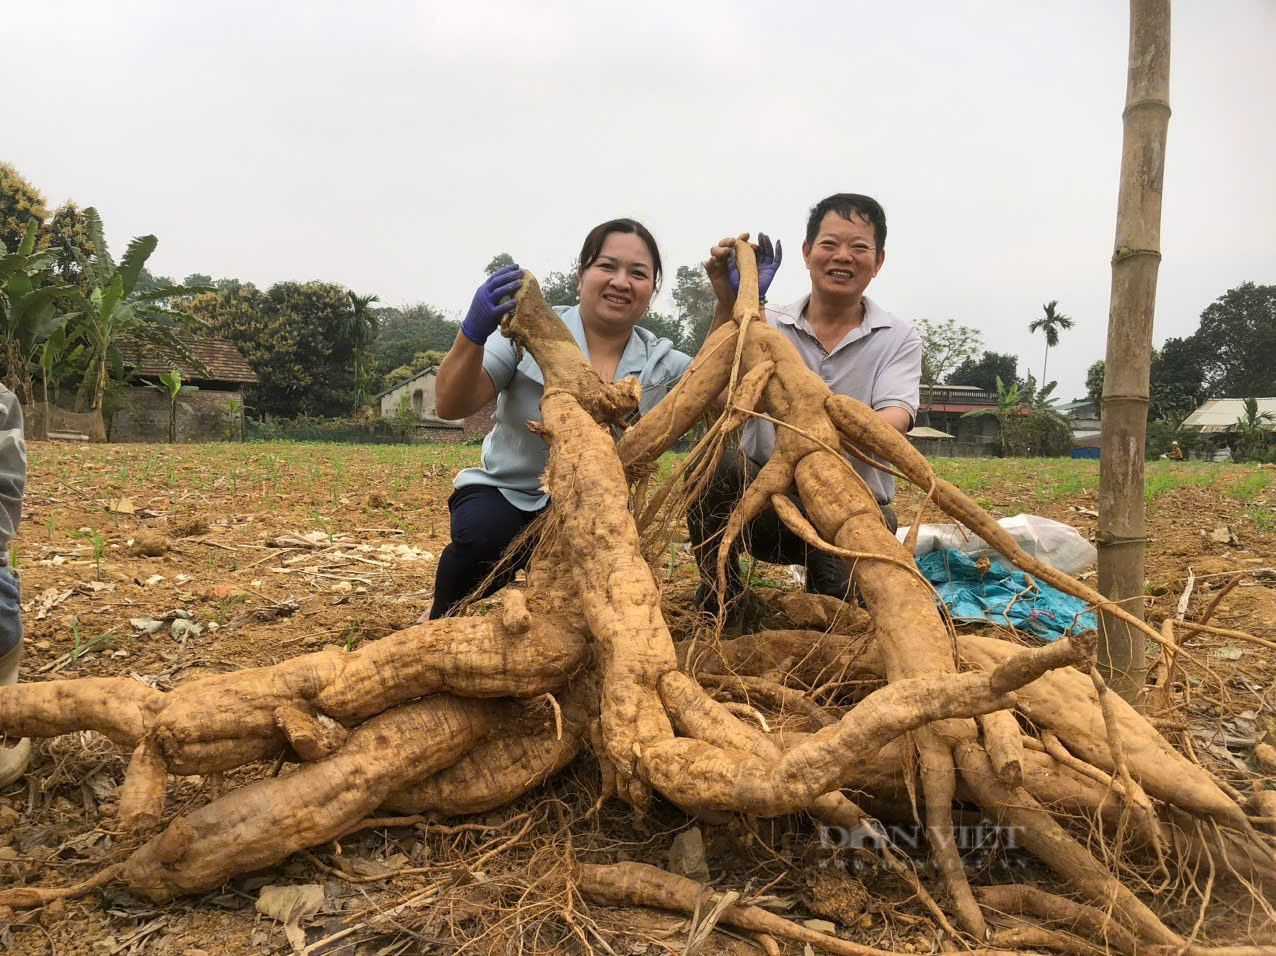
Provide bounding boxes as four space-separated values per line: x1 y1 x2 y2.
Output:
416 425 466 444
463 398 496 440
110 387 246 442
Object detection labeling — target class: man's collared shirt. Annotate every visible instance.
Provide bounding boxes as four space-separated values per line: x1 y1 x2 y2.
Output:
740 294 921 504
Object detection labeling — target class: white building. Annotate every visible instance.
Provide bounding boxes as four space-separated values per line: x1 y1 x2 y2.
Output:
1182 397 1276 433
376 367 463 427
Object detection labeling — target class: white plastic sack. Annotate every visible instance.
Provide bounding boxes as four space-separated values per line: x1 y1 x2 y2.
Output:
895 513 1097 576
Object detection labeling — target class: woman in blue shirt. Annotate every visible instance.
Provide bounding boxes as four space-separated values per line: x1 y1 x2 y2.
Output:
429 218 693 619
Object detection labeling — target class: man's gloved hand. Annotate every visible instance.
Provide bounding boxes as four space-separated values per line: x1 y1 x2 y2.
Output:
727 232 783 303
460 264 524 345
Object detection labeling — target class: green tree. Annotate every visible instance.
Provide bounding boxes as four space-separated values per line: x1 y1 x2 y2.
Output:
380 351 448 394
1194 282 1276 399
146 369 199 442
637 310 689 352
62 208 210 411
371 303 459 372
540 264 579 308
409 349 447 371
132 268 177 297
182 273 214 289
381 365 417 391
673 265 716 352
1085 360 1105 405
42 202 96 286
343 291 380 413
1230 397 1276 462
0 218 74 408
950 351 1020 392
1146 336 1211 421
1098 341 1209 426
202 280 361 418
917 319 982 388
0 163 50 254
1028 300 1074 384
484 253 515 276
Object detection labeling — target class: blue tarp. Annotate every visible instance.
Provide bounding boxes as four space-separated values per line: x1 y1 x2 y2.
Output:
917 549 1097 642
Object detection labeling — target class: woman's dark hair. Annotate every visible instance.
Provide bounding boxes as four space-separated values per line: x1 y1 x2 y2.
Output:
805 194 887 252
577 218 663 292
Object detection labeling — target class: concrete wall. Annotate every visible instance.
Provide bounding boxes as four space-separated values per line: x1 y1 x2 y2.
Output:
379 372 496 444
110 387 246 442
24 405 108 442
911 438 1000 458
379 371 463 425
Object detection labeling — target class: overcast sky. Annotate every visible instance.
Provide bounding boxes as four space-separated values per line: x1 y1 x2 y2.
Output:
7 1 1274 400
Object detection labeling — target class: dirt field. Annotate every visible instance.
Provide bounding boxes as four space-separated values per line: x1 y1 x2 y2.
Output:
2 442 1273 954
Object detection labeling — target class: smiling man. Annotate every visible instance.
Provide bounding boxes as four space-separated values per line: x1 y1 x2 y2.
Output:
690 193 922 613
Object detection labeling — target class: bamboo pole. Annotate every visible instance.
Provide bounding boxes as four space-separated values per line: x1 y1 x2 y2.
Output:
1097 0 1171 703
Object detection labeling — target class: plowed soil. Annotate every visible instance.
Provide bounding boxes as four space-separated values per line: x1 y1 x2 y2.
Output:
2 443 1273 955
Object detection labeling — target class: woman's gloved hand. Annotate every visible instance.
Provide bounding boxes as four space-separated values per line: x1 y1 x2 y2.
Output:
460 263 524 345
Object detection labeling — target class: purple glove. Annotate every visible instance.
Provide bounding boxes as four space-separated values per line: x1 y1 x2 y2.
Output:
727 232 782 303
461 264 523 345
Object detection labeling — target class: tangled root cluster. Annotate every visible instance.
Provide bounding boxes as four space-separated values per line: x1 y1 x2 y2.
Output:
2 246 1273 954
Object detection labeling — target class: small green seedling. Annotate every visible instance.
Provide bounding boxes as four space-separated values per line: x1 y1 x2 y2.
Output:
69 619 117 661
71 528 107 579
310 510 335 544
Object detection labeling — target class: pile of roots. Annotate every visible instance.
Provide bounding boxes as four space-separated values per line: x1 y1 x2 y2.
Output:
1 245 1273 954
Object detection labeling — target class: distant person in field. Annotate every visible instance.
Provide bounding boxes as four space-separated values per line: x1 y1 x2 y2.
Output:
0 384 28 788
1168 441 1184 460
426 218 693 619
689 193 922 613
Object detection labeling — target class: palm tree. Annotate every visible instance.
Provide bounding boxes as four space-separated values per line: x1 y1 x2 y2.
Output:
343 291 380 413
1028 300 1074 385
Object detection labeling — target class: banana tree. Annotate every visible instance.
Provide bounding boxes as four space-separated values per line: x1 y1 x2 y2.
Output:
1231 397 1276 462
63 209 211 411
961 375 1023 456
1019 379 1075 457
146 369 199 443
0 218 73 408
38 325 84 439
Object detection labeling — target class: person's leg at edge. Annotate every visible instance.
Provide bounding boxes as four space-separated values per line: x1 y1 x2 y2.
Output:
429 486 543 620
0 566 29 788
803 500 899 599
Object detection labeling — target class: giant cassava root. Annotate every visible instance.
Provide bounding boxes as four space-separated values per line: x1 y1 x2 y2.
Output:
1 245 1273 954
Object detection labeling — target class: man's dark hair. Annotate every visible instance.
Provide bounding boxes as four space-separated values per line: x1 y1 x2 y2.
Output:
805 194 887 252
577 218 663 293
